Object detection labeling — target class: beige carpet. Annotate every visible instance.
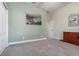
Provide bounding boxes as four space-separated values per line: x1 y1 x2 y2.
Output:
1 39 79 56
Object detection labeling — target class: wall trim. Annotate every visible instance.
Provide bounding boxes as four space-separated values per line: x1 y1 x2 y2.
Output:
9 38 47 45
52 37 62 40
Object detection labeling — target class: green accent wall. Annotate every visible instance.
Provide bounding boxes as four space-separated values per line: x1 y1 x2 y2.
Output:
8 2 48 43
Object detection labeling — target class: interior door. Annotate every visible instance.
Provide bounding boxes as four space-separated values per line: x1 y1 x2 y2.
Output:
0 2 8 54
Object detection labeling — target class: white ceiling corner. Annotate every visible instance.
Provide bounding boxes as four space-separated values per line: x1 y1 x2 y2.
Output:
31 2 70 12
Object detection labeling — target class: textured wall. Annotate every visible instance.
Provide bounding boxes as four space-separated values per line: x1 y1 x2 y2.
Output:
8 2 48 43
48 3 79 40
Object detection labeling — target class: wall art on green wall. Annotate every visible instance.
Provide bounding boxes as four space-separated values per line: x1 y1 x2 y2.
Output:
26 14 42 25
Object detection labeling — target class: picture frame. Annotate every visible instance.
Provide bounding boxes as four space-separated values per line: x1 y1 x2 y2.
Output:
26 14 42 25
68 14 79 27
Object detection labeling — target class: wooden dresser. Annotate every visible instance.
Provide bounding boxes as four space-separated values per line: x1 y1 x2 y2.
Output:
63 32 79 45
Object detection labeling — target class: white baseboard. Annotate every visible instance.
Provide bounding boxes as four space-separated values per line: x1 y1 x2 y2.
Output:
9 38 47 45
52 37 62 40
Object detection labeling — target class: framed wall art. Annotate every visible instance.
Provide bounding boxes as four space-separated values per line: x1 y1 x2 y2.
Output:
26 14 42 25
68 14 79 27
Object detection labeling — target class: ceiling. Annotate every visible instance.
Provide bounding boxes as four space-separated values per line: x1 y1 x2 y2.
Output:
31 2 70 12
6 2 70 13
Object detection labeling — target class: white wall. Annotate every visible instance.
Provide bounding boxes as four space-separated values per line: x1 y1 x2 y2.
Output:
48 3 79 40
0 2 8 55
46 13 54 39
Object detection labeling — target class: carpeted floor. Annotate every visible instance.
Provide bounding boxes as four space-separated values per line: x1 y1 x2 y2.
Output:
1 39 79 56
